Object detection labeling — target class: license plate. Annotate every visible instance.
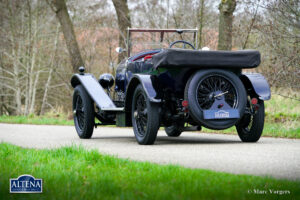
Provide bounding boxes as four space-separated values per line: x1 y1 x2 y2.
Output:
203 109 240 119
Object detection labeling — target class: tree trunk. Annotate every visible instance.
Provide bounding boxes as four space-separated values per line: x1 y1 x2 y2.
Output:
112 0 131 62
28 3 39 115
12 48 22 115
40 25 60 115
218 0 236 50
197 0 205 49
47 0 84 73
9 23 22 115
0 54 4 115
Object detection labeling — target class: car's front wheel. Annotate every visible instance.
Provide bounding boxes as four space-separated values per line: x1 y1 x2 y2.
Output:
73 85 94 139
132 85 160 145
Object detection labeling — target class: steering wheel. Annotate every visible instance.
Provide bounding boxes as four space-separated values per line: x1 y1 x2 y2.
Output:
169 40 195 50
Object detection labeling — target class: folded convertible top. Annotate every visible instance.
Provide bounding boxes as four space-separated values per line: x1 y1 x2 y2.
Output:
152 49 260 69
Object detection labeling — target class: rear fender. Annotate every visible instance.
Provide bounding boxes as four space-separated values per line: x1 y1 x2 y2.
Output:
240 73 271 100
71 74 117 110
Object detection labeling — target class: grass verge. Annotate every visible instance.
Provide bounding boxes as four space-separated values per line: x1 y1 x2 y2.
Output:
0 143 299 200
0 114 74 126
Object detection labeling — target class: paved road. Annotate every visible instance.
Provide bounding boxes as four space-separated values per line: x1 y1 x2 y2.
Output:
0 123 299 180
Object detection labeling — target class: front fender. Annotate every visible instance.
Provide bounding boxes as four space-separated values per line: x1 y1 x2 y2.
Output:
240 73 271 100
125 74 161 111
71 74 117 110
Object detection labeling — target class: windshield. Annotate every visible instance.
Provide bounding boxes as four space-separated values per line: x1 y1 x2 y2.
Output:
127 29 198 57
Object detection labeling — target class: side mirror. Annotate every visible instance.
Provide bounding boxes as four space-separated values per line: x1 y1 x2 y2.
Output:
115 47 126 53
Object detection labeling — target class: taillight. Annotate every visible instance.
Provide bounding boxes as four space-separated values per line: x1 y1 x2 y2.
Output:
182 100 188 107
251 98 258 105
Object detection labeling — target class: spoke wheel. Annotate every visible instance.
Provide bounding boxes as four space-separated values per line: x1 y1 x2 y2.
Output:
134 93 148 137
75 95 85 130
132 85 160 145
196 75 238 110
73 85 94 139
236 97 265 142
185 69 247 130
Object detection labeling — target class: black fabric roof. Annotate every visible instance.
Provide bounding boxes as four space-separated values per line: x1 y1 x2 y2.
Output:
152 49 261 69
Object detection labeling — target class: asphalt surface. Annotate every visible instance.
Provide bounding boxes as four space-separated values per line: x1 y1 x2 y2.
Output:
0 123 299 180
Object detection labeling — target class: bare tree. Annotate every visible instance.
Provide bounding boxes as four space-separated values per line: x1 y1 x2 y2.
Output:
112 0 131 62
218 0 236 50
256 0 300 88
40 25 60 115
47 0 84 72
241 0 259 49
197 0 205 48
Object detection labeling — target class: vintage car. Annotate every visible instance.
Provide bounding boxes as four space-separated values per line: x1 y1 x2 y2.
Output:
70 28 271 145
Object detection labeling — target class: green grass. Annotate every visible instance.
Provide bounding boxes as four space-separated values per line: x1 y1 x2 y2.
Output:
265 93 300 120
0 143 299 200
0 113 74 126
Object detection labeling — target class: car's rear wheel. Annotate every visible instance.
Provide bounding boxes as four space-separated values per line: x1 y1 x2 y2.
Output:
132 85 160 145
236 98 265 142
73 85 94 139
185 69 247 129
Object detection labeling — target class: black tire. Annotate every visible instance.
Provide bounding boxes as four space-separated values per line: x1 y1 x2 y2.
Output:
132 85 160 145
165 123 183 137
236 98 265 142
73 85 94 139
184 69 247 130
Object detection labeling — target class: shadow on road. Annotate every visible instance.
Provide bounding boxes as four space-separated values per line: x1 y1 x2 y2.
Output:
156 136 240 145
91 135 240 145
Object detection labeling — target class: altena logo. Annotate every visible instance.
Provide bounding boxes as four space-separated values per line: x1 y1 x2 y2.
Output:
10 174 42 193
214 110 229 118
